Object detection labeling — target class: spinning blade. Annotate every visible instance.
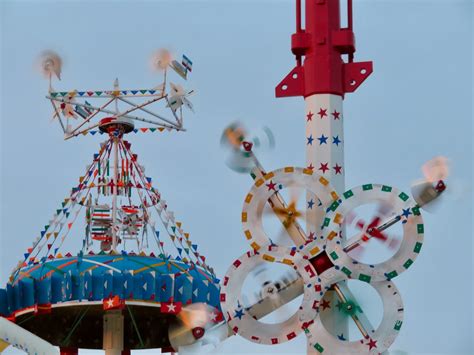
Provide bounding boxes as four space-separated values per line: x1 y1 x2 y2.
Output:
37 50 62 81
150 48 173 71
411 156 449 212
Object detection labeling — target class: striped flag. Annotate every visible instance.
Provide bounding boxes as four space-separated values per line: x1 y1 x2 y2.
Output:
182 55 193 72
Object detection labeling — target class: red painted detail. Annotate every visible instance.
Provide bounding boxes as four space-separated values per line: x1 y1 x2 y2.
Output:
220 293 226 302
60 347 78 355
275 66 305 97
435 180 446 193
121 350 131 355
192 327 205 340
242 141 253 152
161 346 176 353
36 303 52 315
309 251 334 274
276 0 373 97
287 331 297 340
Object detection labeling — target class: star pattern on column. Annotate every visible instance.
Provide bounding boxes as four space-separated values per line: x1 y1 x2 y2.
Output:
319 162 329 173
307 134 314 145
333 164 342 175
308 231 315 239
317 108 327 119
306 111 314 121
332 135 341 146
266 180 277 191
332 110 341 120
307 199 315 209
317 134 328 145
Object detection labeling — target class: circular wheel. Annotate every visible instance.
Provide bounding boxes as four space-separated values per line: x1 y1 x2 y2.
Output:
323 183 424 283
241 167 339 250
219 245 323 345
305 279 404 355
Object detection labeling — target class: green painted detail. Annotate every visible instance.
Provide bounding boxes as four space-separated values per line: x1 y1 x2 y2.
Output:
412 206 421 216
51 92 58 98
330 251 339 261
95 91 103 96
341 266 352 277
323 218 330 227
314 343 324 353
358 273 371 283
386 270 398 279
403 259 414 269
362 184 373 191
343 190 354 199
140 90 147 94
59 92 67 96
329 201 340 211
417 224 424 233
243 152 251 158
382 185 392 192
414 242 422 253
394 320 403 331
398 192 409 201
250 172 256 179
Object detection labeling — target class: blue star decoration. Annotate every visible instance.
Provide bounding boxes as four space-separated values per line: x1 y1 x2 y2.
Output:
307 199 315 209
401 208 412 218
337 333 346 341
234 308 245 320
332 135 341 146
307 134 314 145
317 134 328 145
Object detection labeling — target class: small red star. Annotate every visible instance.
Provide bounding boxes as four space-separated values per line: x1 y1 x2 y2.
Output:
307 163 314 171
332 110 341 120
317 108 327 118
333 164 343 175
321 299 331 310
306 111 314 121
366 338 377 350
319 163 329 173
266 180 277 191
308 231 315 239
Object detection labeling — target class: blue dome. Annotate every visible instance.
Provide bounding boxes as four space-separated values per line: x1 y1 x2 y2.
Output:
0 254 221 317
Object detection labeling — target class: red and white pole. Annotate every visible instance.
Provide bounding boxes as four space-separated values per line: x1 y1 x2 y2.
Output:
276 0 373 346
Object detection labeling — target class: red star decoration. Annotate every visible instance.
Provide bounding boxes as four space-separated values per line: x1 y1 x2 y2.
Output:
308 231 315 239
319 163 329 174
317 108 327 118
320 299 331 310
307 163 314 171
306 111 314 121
332 110 341 120
333 164 343 175
366 338 377 350
266 180 277 191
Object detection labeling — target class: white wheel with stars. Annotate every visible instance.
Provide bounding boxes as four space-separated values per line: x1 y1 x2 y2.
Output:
305 280 404 355
323 183 424 283
241 166 339 249
219 245 323 345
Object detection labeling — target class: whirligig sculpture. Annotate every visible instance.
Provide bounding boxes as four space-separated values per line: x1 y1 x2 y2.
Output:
0 1 450 355
0 49 223 355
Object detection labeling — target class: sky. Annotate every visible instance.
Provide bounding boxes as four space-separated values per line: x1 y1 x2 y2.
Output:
0 0 472 354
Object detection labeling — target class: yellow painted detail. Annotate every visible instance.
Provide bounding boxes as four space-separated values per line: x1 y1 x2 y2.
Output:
303 168 313 175
244 230 252 240
241 212 248 222
263 172 275 180
262 254 275 262
281 258 293 266
310 246 320 256
319 176 329 186
251 242 260 250
334 213 343 224
284 167 294 173
245 193 253 203
327 231 338 241
330 191 339 200
0 340 9 352
255 179 264 187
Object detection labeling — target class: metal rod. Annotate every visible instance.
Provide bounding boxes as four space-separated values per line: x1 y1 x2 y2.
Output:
117 96 179 128
112 137 119 251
